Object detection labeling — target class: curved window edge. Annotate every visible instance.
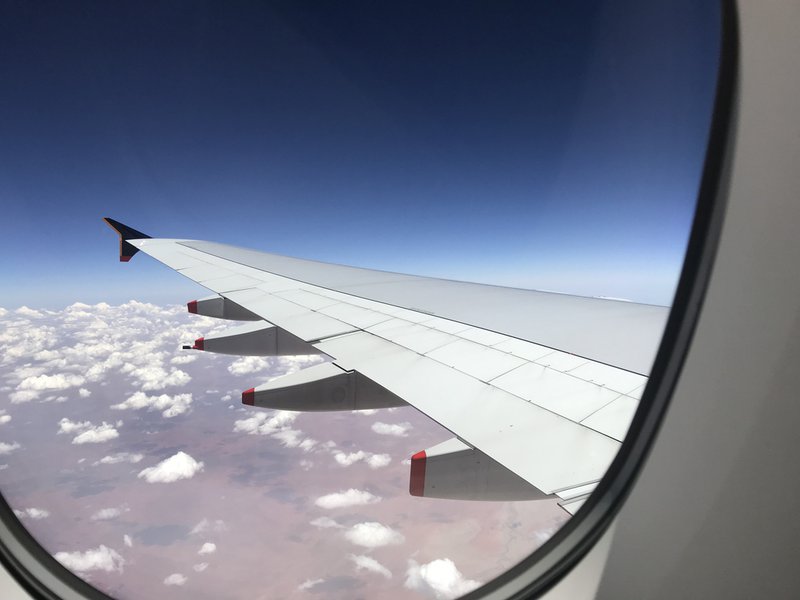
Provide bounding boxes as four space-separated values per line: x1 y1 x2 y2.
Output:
463 1 739 598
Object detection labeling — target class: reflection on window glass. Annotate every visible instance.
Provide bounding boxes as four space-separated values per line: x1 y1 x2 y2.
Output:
0 2 718 599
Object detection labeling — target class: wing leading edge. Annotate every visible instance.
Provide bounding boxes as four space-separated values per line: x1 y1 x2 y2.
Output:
105 219 660 508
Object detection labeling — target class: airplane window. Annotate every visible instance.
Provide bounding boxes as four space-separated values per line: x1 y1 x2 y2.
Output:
0 2 722 599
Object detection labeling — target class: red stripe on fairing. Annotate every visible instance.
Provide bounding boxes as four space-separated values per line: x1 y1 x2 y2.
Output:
409 450 427 496
120 256 132 262
187 300 198 314
193 337 204 351
242 388 255 406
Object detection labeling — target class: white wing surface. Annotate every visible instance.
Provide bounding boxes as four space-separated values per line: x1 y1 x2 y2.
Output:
105 219 665 505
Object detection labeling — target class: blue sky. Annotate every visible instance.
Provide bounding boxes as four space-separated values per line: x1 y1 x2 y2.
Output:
0 2 719 309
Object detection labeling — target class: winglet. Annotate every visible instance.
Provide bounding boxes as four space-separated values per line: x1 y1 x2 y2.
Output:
103 218 151 262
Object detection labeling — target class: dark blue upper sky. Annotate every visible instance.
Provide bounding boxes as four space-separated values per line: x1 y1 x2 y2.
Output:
0 1 719 308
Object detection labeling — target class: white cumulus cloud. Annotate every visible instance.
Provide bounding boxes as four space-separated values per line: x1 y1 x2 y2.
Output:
170 354 197 365
163 573 187 586
193 562 209 573
333 450 367 466
349 554 392 579
9 390 40 403
58 418 91 434
405 559 481 599
298 578 324 591
123 535 133 548
15 306 43 318
138 451 204 483
90 506 128 521
94 452 144 466
14 508 50 520
54 545 124 573
78 388 91 398
0 442 21 455
315 489 381 510
227 356 271 375
18 373 84 392
111 391 193 418
198 542 216 555
371 421 412 437
190 518 227 535
344 522 404 548
233 410 299 436
137 366 191 391
310 516 342 529
71 422 119 445
367 453 392 468
333 450 391 469
0 415 11 425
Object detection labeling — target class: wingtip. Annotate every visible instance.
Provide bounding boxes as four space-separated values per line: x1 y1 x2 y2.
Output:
103 217 151 263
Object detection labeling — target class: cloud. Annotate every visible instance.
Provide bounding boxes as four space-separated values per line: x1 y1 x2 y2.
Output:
71 422 119 445
9 390 40 403
170 354 197 365
371 421 412 437
333 450 391 469
333 450 367 466
163 573 187 586
78 388 91 398
193 562 209 573
17 373 85 392
366 454 391 468
138 451 204 483
127 365 191 391
315 489 381 510
14 508 50 520
233 410 299 436
15 306 43 318
58 418 91 434
0 442 21 455
404 559 480 599
310 516 343 529
111 391 193 418
190 518 227 535
227 356 271 375
232 410 317 451
298 578 324 591
94 452 144 466
272 428 306 448
349 554 392 579
123 535 133 548
198 542 216 555
0 415 11 425
54 545 124 573
345 522 404 548
90 506 128 521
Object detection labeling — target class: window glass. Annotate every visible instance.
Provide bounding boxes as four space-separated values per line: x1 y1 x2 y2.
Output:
0 2 719 598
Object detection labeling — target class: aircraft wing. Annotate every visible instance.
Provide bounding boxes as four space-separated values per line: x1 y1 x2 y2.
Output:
105 218 667 510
